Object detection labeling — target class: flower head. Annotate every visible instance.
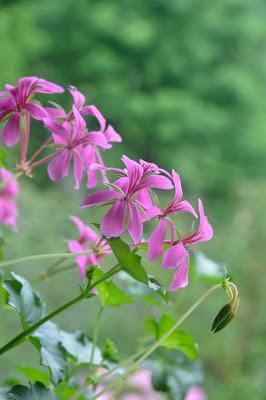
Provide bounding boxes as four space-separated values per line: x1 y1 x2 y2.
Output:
81 155 173 244
0 168 20 230
68 215 111 278
0 76 64 147
162 199 213 290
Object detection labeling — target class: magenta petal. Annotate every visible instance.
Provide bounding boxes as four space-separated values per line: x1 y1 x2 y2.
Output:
24 103 49 120
172 170 183 202
0 198 18 230
101 200 126 237
47 149 71 181
169 252 189 291
68 86 85 110
1 112 20 147
69 215 98 243
43 118 69 142
0 168 19 197
148 218 167 260
34 78 64 94
82 105 106 131
174 200 198 218
162 242 186 269
128 203 143 244
104 125 122 142
139 175 173 190
87 131 112 149
136 188 152 209
81 190 120 208
45 107 67 119
73 149 84 189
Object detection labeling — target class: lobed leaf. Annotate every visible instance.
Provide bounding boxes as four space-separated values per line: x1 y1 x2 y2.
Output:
6 382 57 400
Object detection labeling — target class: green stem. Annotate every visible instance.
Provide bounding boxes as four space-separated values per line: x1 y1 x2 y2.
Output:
32 263 76 284
91 283 223 400
0 250 93 269
90 305 104 366
0 265 120 357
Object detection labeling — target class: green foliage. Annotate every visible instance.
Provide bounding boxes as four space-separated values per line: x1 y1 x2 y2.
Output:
16 366 49 387
108 238 148 284
101 338 118 363
6 382 57 400
145 349 203 400
60 330 102 365
146 314 198 360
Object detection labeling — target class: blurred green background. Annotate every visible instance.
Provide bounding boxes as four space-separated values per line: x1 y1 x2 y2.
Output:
1 0 266 398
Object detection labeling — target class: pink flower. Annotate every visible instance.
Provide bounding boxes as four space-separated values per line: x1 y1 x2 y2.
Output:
185 386 207 400
148 170 197 261
48 86 121 188
0 168 19 230
0 76 64 147
162 199 213 290
68 215 111 278
44 106 111 189
81 155 173 244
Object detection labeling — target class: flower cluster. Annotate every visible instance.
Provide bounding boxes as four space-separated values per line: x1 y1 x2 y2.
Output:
0 77 121 188
81 155 213 290
0 168 19 230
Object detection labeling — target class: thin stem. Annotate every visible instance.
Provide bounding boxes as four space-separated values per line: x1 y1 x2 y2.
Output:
0 265 120 357
20 112 30 163
32 263 76 284
0 171 23 191
90 283 223 400
28 136 52 163
90 305 104 366
0 250 94 269
30 152 57 170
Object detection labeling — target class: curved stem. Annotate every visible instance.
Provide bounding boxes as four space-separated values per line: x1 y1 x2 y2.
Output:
0 265 120 357
91 283 223 400
0 250 94 269
28 136 52 163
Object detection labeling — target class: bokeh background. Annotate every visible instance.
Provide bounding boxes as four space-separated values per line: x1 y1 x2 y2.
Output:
1 0 266 398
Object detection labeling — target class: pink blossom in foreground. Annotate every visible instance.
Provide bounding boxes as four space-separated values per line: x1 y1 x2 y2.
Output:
148 170 197 261
44 106 111 189
0 168 19 229
162 199 213 290
47 86 121 188
68 215 111 278
185 386 207 400
0 76 64 147
81 155 173 244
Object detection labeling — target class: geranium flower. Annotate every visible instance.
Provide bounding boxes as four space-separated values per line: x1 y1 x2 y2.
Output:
0 168 19 230
0 76 64 147
68 215 111 278
81 155 173 244
43 106 111 189
162 199 213 290
185 386 207 400
148 170 197 261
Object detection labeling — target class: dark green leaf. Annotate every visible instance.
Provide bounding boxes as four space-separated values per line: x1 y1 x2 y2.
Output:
107 238 148 284
147 275 169 303
7 382 58 400
3 273 45 326
17 366 50 387
146 314 198 360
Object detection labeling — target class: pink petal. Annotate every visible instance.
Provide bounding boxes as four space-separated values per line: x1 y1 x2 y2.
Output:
121 155 143 183
47 149 71 181
162 242 187 269
86 167 98 189
101 200 127 238
45 107 67 119
172 169 183 202
173 200 198 218
34 78 64 93
0 168 19 197
73 148 84 189
68 86 85 110
69 215 98 243
184 199 213 245
0 198 18 230
24 103 49 120
87 131 112 149
82 105 106 131
185 386 207 400
72 106 86 140
104 125 122 142
81 190 120 208
68 240 88 278
148 218 167 260
1 112 20 147
135 188 152 209
43 118 69 143
169 251 189 290
128 203 143 244
138 175 173 190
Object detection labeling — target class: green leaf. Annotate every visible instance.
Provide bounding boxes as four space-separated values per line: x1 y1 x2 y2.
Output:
101 338 118 362
55 384 77 400
211 303 234 333
6 382 58 400
17 366 49 387
107 237 148 284
146 314 198 360
3 273 45 326
144 349 203 400
0 238 5 260
60 330 102 365
0 270 7 306
30 322 67 386
147 275 169 303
